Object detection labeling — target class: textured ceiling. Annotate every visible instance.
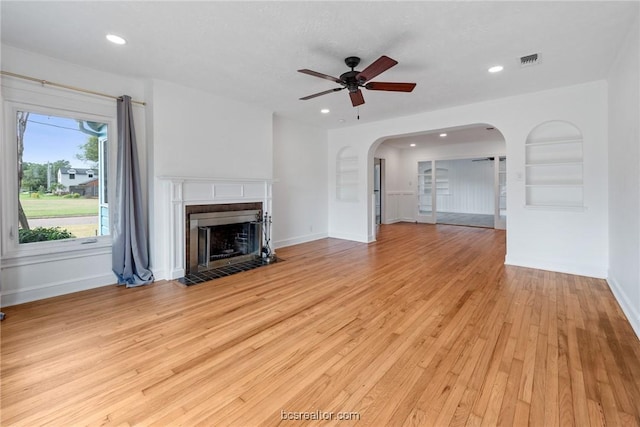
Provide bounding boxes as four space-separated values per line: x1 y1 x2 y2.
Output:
1 1 638 129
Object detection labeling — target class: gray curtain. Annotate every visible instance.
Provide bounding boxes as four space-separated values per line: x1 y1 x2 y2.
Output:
112 95 153 287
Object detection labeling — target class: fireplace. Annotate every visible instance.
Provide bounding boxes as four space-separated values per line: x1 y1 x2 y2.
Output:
159 177 272 280
186 203 263 274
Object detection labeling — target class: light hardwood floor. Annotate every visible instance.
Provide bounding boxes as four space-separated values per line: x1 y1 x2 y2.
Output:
1 223 639 426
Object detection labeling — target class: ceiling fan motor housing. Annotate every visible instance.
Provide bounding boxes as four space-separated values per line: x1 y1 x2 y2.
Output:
340 70 361 92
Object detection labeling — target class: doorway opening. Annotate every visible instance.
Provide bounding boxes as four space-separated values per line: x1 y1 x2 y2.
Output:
371 123 506 233
417 157 506 229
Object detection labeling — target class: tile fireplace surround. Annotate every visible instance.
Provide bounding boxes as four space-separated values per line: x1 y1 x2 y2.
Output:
157 177 273 280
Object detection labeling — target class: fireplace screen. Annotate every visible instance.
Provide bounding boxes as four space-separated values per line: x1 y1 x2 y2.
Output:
189 209 262 273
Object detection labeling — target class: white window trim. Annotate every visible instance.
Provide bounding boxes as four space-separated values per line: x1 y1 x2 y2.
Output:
1 99 117 261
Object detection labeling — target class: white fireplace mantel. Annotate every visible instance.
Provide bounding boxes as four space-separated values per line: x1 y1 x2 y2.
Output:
157 176 273 279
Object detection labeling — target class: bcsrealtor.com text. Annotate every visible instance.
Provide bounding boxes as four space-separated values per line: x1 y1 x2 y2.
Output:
281 410 361 421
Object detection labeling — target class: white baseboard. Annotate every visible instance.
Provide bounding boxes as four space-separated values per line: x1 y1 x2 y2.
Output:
1 273 116 307
384 218 416 225
504 254 607 279
150 268 168 281
384 218 403 224
607 274 640 340
273 232 329 249
170 268 186 280
327 231 369 243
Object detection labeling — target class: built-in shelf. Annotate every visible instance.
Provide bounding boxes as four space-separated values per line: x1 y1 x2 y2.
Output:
421 167 450 196
337 147 359 202
524 137 582 146
525 121 584 208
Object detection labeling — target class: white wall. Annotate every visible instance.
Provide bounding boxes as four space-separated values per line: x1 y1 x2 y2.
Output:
373 144 410 223
147 79 274 279
150 79 273 180
0 45 147 306
397 138 506 192
374 144 403 191
607 14 640 336
329 81 609 278
272 115 328 248
432 159 495 215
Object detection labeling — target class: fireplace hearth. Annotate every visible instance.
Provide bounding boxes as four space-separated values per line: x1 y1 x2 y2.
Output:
177 257 279 286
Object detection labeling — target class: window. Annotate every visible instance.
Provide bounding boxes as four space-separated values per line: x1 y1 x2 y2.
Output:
15 111 110 245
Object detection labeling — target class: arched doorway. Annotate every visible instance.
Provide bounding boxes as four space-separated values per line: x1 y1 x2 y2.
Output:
367 123 507 238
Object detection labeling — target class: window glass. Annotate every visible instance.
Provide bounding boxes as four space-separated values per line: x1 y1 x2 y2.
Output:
16 111 109 244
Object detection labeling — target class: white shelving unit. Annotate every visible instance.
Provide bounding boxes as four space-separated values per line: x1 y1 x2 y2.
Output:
417 171 432 215
417 166 449 215
525 122 584 208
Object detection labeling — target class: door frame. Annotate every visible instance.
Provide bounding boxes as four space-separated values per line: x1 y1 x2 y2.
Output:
415 154 506 227
494 156 507 230
416 160 436 224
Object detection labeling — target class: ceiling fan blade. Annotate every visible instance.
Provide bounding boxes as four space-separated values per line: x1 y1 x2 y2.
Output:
299 87 344 100
365 82 416 92
356 55 398 82
297 69 343 84
350 90 365 107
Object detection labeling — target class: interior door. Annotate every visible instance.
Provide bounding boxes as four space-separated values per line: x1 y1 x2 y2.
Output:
416 160 436 223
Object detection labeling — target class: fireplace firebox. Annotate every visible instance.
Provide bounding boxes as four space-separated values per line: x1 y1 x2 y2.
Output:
188 209 262 273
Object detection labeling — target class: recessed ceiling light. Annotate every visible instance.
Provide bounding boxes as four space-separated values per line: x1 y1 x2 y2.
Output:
320 108 330 114
338 119 346 123
439 133 447 137
410 143 416 147
106 34 127 45
488 65 503 73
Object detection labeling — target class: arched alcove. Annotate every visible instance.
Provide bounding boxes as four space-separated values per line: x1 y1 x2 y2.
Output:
336 146 358 202
525 120 583 208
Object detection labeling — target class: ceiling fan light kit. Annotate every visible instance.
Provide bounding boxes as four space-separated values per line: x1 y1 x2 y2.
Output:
298 55 416 107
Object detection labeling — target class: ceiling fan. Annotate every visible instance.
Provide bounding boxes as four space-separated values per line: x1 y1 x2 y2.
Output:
298 55 416 107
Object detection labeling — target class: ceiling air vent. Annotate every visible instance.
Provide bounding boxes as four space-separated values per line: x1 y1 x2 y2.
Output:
520 53 540 67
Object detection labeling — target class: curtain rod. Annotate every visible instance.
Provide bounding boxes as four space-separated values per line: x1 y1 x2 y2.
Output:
0 70 146 106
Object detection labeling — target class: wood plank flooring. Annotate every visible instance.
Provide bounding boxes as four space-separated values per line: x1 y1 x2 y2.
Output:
1 223 639 426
